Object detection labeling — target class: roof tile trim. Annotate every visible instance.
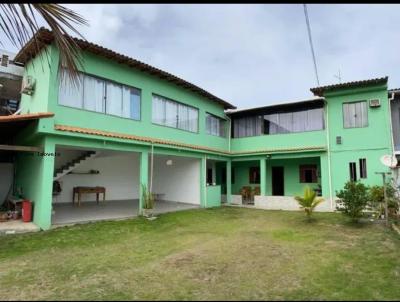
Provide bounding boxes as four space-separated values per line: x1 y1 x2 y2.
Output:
14 28 236 109
54 124 325 155
310 77 388 96
0 112 54 122
54 124 231 154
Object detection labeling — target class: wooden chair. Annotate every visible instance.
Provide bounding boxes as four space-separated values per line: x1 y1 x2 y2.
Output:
247 187 260 205
240 186 252 204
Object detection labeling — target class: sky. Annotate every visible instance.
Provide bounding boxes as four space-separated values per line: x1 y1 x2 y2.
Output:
2 4 400 109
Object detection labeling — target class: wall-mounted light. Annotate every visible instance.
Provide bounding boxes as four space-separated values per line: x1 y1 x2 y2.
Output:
166 159 173 166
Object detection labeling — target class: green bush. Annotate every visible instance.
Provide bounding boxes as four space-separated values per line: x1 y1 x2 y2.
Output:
336 181 369 222
368 185 399 218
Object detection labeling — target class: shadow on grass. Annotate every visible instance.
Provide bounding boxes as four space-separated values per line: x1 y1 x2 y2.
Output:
301 216 318 224
342 217 374 229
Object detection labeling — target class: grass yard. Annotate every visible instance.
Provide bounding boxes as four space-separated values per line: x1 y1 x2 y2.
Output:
1 207 400 301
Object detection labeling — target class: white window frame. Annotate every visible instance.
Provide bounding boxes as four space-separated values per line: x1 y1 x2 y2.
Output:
151 94 199 133
343 101 368 129
58 70 141 121
206 113 226 137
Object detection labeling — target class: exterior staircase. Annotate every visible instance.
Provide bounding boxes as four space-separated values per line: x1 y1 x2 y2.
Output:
53 151 99 181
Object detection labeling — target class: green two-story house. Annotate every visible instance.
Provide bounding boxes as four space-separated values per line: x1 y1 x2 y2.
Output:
3 28 394 230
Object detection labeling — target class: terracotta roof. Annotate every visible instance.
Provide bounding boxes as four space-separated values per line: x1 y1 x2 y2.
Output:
54 124 231 155
14 28 236 110
0 112 54 122
54 124 325 156
310 77 388 97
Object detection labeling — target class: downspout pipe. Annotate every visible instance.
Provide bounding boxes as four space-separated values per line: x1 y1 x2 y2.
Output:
225 113 232 153
150 143 154 193
388 91 398 186
388 91 396 156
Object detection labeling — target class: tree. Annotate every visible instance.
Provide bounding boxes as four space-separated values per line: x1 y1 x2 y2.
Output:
0 4 87 84
336 181 369 222
294 186 324 220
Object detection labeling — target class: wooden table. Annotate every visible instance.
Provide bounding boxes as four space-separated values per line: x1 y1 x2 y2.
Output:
73 186 106 207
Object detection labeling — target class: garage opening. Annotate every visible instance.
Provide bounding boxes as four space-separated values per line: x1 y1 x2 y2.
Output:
150 154 201 211
51 147 141 225
51 147 200 225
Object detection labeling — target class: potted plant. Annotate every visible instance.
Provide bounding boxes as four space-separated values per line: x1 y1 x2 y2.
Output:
141 184 155 219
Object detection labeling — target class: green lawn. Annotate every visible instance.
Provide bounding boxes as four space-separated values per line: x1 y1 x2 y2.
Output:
1 207 400 301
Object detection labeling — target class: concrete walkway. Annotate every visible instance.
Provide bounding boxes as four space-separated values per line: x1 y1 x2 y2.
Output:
52 199 198 226
0 220 40 235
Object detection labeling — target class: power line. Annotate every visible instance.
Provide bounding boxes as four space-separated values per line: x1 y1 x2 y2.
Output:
334 69 342 83
303 4 320 86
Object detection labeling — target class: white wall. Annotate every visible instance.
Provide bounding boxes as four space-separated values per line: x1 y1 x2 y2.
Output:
0 163 13 203
152 155 200 205
55 149 83 170
54 151 140 203
254 196 334 212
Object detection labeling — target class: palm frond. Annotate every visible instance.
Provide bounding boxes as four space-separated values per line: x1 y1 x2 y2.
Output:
295 186 324 218
0 4 88 86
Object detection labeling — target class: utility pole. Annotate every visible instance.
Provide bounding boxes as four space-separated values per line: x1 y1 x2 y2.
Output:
375 171 391 226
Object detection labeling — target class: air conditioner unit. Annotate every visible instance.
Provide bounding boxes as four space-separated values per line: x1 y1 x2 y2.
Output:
21 76 35 95
369 99 381 108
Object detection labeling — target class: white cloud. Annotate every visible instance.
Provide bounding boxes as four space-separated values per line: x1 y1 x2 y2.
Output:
2 4 400 108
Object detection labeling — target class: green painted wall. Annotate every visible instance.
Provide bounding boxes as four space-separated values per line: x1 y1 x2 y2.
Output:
325 84 392 195
230 130 326 153
19 45 231 152
15 136 55 230
231 160 259 194
206 185 221 207
265 157 320 196
19 46 53 113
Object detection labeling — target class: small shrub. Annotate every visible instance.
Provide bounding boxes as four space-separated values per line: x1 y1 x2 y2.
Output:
336 181 369 222
141 184 155 210
369 185 399 218
294 186 324 220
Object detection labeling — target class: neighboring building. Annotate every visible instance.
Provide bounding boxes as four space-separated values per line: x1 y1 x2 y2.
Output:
0 50 24 206
0 49 23 114
0 28 396 230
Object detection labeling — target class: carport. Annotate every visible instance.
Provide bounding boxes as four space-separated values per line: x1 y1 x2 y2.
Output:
51 147 199 225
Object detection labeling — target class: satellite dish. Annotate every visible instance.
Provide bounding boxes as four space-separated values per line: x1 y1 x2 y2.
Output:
380 155 398 168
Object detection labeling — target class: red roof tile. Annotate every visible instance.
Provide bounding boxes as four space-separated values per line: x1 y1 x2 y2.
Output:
0 112 54 123
310 77 388 96
14 28 236 110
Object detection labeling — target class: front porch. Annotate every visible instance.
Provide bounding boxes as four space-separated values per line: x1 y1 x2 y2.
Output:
217 152 334 212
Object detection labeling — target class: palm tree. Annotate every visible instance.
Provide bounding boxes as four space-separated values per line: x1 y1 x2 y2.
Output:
294 186 324 220
0 4 87 84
